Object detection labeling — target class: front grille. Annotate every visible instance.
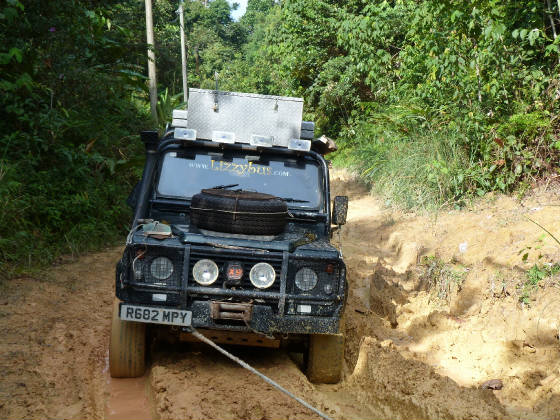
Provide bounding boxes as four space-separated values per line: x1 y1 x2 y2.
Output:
131 247 184 289
188 247 283 292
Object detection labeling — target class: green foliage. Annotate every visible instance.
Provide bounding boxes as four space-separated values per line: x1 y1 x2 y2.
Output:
223 0 560 209
519 263 560 305
0 0 153 278
155 0 247 90
3 0 560 276
517 221 560 304
0 0 250 277
331 102 474 208
242 0 276 30
157 88 184 130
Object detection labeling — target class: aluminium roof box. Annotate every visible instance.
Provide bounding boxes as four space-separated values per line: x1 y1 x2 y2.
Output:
183 88 303 148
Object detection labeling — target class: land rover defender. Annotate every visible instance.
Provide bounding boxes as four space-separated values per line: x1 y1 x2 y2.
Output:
110 89 348 383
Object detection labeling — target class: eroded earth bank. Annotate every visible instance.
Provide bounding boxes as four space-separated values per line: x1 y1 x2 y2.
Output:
1 172 559 420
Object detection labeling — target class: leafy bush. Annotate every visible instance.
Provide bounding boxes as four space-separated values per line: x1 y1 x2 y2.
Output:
0 0 151 278
0 0 247 277
3 0 560 276
224 0 560 208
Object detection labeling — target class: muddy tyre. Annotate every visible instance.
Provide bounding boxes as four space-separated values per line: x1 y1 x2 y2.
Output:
109 299 146 378
190 189 288 235
306 333 344 384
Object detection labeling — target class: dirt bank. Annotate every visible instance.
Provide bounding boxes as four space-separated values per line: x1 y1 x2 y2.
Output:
1 173 559 419
333 170 560 419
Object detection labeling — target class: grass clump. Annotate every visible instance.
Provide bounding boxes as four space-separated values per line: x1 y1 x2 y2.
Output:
333 104 476 210
419 255 467 302
519 263 560 305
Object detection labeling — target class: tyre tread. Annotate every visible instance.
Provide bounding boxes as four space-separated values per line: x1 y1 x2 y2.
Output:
306 333 344 384
109 299 146 378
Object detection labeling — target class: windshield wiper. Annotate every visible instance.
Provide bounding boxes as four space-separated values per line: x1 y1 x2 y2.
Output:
280 197 310 203
209 184 239 190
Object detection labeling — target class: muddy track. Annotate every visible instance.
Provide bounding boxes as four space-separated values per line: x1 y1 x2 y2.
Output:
1 174 559 419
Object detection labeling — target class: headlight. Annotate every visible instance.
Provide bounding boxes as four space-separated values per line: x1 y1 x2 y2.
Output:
249 263 276 289
295 268 318 291
150 257 174 281
193 259 219 285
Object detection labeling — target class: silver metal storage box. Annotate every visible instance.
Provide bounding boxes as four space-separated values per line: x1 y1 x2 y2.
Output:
185 88 303 147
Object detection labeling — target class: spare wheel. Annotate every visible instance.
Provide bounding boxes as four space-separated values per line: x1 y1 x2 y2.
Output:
190 189 288 235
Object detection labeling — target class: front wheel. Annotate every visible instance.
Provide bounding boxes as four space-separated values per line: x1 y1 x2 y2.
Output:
109 299 146 378
306 333 344 384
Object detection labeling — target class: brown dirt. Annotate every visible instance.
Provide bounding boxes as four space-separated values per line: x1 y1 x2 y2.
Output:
1 172 559 419
0 251 115 419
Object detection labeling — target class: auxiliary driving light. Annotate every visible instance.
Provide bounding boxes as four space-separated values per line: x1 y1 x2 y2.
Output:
250 134 274 147
212 131 235 144
193 259 219 286
288 138 311 151
249 263 276 289
175 127 197 140
226 262 244 283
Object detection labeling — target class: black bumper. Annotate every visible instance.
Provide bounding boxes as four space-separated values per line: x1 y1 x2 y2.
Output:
116 294 341 335
189 300 340 334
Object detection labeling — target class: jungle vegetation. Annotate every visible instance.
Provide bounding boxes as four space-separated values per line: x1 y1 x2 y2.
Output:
1 0 559 275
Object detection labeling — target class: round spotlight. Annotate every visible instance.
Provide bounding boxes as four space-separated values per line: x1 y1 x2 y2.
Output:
193 259 219 286
249 263 276 289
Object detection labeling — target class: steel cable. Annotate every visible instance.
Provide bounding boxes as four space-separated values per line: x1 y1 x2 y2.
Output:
189 328 333 420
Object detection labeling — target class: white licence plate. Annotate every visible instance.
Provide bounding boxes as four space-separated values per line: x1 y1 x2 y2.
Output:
120 304 192 327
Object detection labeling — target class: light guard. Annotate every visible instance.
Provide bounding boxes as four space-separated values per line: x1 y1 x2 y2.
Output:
288 138 311 151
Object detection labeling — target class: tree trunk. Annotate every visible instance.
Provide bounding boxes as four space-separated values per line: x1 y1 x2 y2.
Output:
145 0 158 124
179 2 188 105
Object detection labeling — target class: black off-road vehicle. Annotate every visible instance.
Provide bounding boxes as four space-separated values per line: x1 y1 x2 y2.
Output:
110 90 348 383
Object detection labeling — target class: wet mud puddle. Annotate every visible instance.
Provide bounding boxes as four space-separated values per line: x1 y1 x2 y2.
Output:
104 356 153 420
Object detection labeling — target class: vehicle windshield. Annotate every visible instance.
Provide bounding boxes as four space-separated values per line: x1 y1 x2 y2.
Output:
157 149 324 209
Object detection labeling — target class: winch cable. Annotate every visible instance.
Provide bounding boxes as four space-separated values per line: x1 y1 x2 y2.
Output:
188 328 333 420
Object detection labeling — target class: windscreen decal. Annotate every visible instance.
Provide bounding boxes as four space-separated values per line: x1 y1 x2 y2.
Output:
186 160 290 177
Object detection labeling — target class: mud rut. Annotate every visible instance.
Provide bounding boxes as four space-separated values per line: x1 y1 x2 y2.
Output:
1 174 559 420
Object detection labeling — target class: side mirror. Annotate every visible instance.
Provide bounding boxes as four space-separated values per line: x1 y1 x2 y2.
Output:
332 196 348 225
140 130 159 151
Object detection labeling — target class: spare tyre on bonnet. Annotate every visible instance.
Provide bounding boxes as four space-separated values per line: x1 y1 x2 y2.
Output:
190 189 288 235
